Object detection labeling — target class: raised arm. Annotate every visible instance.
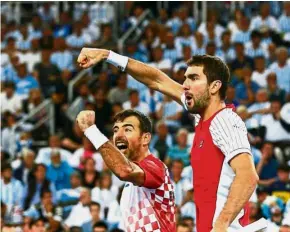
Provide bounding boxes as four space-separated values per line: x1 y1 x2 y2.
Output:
77 48 184 104
76 110 145 186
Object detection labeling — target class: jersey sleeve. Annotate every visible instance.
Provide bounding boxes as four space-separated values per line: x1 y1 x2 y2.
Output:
210 109 252 164
137 157 165 189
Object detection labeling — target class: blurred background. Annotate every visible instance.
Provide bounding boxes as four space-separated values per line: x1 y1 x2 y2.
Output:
1 1 290 232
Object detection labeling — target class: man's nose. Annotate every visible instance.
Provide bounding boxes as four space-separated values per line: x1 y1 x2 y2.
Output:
183 80 190 91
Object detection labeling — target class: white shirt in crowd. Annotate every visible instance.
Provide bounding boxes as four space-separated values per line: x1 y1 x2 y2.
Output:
0 92 22 114
36 147 73 166
69 148 104 172
64 202 91 227
251 69 271 88
122 101 150 116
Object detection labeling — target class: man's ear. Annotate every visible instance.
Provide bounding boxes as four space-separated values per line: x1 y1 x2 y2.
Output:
210 80 222 95
142 133 152 146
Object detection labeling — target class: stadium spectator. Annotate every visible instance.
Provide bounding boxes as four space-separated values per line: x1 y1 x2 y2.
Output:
235 66 260 105
56 171 83 204
256 142 279 188
278 2 290 33
13 148 35 185
82 202 105 232
156 95 183 132
50 38 74 72
64 188 92 229
122 89 150 116
108 73 130 105
246 31 268 58
36 135 72 166
269 47 290 94
0 81 22 115
92 171 119 220
14 63 39 100
1 163 24 217
250 3 280 32
266 72 287 104
81 157 100 189
33 49 62 98
252 56 271 88
46 149 74 191
260 100 290 142
23 190 62 231
170 160 191 207
23 164 57 210
165 128 190 167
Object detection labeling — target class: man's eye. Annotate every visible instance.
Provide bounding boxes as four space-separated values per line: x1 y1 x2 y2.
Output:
125 128 132 132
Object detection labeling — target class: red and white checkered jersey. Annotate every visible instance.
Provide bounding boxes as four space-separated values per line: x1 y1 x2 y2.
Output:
120 154 176 232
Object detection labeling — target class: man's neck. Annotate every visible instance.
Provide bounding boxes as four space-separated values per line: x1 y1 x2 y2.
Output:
132 149 150 163
278 62 286 68
202 98 226 121
3 178 11 184
173 176 182 183
92 218 100 224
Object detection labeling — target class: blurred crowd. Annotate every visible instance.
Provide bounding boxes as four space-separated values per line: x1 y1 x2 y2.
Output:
1 1 290 232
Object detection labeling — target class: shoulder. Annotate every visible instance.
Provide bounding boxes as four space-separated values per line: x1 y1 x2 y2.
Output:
210 108 246 132
138 155 166 176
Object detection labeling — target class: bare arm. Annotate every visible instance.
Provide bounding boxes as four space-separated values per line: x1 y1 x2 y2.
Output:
76 110 144 186
212 153 259 231
77 48 184 104
97 142 145 186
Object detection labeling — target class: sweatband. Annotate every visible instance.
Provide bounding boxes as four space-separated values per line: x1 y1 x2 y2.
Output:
106 50 129 71
84 125 109 150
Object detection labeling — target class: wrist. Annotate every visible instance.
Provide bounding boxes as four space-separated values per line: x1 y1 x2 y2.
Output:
84 125 109 150
106 51 129 71
102 49 110 60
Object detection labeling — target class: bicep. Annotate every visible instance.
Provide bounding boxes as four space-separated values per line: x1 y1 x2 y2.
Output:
124 162 145 186
229 153 257 176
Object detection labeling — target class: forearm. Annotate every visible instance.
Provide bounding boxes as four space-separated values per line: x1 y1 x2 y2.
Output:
215 172 257 227
98 141 135 178
246 88 255 103
258 178 277 186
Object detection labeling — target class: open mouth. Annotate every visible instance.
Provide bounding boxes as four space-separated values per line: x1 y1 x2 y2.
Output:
115 141 128 152
185 94 193 106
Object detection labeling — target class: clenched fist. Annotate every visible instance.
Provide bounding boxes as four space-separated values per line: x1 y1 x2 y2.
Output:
77 48 109 69
76 110 96 132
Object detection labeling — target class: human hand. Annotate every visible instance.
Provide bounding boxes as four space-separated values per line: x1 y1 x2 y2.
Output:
76 110 96 132
77 48 109 69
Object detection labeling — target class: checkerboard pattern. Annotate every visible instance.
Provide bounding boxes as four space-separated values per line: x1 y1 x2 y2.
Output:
125 166 176 232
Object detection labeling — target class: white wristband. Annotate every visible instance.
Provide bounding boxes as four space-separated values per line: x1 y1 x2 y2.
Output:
106 50 129 71
84 125 109 150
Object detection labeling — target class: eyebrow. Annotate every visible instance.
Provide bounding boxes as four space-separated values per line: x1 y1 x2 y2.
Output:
184 73 200 79
113 124 135 130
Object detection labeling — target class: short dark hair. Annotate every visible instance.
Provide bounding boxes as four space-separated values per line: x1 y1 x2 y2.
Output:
40 190 51 199
170 159 184 168
181 216 194 222
277 165 290 172
177 222 190 229
129 89 139 96
90 201 101 210
4 81 16 89
93 221 108 230
113 109 152 134
251 30 262 39
186 55 230 99
1 163 12 172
